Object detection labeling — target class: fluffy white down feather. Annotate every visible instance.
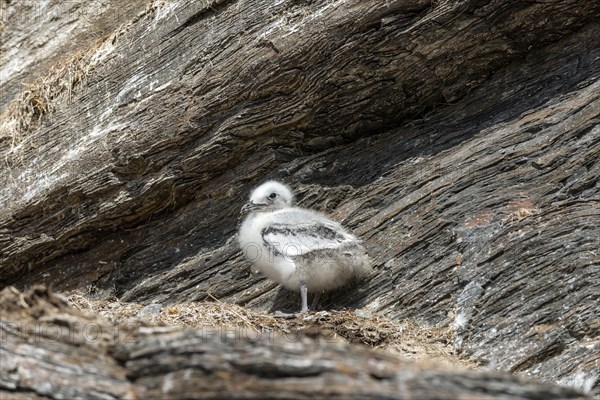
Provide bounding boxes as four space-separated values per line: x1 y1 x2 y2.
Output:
238 181 371 294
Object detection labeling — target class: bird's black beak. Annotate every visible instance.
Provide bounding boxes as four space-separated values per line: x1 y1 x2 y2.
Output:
241 201 262 215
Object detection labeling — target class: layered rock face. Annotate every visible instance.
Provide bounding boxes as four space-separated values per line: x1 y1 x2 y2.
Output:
1 0 599 398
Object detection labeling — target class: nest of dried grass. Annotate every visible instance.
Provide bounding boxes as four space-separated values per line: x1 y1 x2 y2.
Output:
1 285 474 368
67 292 475 367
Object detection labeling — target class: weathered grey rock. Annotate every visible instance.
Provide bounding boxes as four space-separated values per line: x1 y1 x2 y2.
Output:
0 1 148 114
1 0 599 397
0 286 589 399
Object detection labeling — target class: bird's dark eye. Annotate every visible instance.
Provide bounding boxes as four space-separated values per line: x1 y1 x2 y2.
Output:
268 192 277 199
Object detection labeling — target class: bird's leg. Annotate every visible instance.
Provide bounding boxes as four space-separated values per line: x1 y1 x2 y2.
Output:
300 280 309 314
310 292 321 311
272 281 309 319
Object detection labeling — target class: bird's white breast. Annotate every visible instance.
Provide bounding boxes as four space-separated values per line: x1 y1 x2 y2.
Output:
238 212 296 284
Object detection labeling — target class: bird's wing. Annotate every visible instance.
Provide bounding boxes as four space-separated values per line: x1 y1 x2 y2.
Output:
261 219 356 257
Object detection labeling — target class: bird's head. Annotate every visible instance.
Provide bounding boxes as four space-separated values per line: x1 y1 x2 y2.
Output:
241 181 294 215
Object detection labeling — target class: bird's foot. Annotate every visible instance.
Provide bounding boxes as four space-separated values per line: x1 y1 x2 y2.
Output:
272 308 309 319
272 310 298 319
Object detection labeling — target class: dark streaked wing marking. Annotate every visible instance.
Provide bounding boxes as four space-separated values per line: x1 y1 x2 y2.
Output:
261 222 351 257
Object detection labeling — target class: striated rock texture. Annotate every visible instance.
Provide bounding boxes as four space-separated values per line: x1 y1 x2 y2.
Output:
1 0 599 397
0 286 589 399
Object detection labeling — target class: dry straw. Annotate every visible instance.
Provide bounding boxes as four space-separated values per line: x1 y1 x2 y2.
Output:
0 0 169 163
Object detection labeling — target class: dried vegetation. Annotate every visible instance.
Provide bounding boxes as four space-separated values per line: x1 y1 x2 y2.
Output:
67 290 477 368
0 0 168 162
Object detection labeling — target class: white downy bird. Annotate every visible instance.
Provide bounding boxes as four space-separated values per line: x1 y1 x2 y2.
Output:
238 181 371 316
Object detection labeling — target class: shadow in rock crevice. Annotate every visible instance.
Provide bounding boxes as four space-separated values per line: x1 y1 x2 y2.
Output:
279 23 600 189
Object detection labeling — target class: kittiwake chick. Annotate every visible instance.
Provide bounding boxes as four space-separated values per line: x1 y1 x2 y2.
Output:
238 181 371 316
